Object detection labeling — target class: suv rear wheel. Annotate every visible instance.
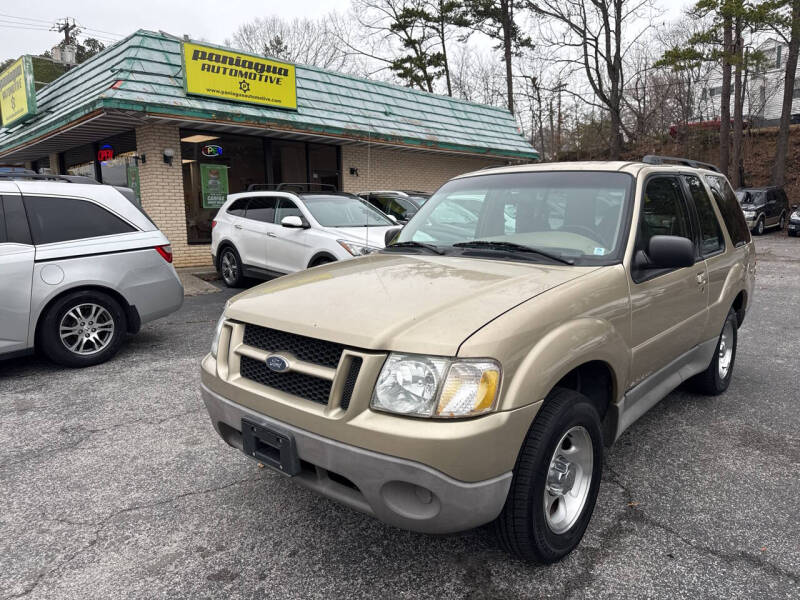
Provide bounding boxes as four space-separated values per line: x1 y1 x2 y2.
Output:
755 216 765 235
39 290 127 367
218 246 244 287
689 308 738 395
495 388 603 563
779 213 786 230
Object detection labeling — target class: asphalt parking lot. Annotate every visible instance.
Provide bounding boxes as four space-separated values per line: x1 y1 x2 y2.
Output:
2 233 799 600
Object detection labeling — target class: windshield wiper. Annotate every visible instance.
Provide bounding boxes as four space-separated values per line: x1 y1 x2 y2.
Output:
452 240 574 265
384 241 445 255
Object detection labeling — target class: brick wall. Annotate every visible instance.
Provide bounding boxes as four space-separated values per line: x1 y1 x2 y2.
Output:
341 145 509 194
135 122 212 268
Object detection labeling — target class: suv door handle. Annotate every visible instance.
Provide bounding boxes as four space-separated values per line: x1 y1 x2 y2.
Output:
267 232 277 238
696 272 707 285
234 224 243 230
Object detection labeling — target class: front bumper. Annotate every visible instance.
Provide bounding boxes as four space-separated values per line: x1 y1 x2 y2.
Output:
201 383 512 534
788 221 800 233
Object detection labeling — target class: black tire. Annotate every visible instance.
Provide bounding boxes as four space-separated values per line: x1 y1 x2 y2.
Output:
218 246 244 287
755 217 765 235
495 388 603 563
688 308 738 396
778 213 786 231
39 290 127 368
310 257 334 268
789 230 798 237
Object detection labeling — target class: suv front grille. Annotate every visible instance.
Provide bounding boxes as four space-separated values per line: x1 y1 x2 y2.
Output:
242 325 344 368
240 356 332 405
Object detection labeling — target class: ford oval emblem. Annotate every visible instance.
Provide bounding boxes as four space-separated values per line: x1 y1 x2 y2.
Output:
266 355 289 373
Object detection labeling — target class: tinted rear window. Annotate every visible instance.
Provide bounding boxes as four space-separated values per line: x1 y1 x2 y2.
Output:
4 195 32 244
705 176 750 246
24 196 136 245
684 175 724 255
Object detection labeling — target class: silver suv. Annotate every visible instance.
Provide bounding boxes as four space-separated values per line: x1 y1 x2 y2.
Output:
0 175 184 367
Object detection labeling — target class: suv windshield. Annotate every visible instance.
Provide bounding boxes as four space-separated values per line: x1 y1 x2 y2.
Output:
396 171 633 264
301 194 394 227
735 190 764 205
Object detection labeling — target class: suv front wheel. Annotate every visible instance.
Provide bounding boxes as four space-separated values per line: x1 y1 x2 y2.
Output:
39 290 127 368
496 388 603 563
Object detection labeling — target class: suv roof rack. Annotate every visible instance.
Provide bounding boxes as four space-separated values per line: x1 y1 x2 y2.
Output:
0 172 102 184
642 155 720 173
246 182 338 192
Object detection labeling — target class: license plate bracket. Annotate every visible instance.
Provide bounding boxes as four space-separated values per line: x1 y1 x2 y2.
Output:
241 419 300 476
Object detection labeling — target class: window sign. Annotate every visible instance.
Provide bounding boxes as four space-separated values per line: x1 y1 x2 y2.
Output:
201 144 223 158
97 144 114 163
0 56 37 127
182 41 297 110
200 164 229 208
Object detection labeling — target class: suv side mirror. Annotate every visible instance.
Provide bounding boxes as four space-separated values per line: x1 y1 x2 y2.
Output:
281 215 307 229
387 214 398 224
385 227 402 246
646 235 695 269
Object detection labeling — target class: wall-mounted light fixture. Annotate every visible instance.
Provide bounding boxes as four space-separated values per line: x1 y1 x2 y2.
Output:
163 148 175 166
349 167 359 176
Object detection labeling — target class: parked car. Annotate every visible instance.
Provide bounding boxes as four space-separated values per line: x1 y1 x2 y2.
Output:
360 190 431 224
211 190 397 287
789 204 800 237
0 174 183 367
201 157 754 563
735 186 789 235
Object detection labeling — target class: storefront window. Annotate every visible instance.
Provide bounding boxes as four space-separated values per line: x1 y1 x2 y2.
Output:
180 129 341 244
181 130 267 244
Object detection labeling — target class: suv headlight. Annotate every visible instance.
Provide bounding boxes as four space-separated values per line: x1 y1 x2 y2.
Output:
337 239 379 256
742 209 756 218
210 301 231 358
371 353 501 418
791 210 800 221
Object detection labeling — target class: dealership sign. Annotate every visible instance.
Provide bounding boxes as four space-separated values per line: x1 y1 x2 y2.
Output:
182 41 297 110
0 56 37 128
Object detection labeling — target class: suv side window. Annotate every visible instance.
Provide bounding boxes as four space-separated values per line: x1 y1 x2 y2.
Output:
3 195 32 245
245 197 277 223
704 175 750 246
638 177 693 244
226 199 249 217
24 196 136 245
275 198 302 223
683 175 724 256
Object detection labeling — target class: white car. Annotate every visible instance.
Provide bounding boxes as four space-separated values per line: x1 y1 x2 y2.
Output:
211 190 398 286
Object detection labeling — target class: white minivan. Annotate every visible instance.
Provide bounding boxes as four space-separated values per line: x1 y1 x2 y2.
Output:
210 189 398 287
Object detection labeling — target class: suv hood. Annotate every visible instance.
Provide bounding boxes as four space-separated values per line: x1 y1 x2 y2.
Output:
327 226 396 248
226 253 598 356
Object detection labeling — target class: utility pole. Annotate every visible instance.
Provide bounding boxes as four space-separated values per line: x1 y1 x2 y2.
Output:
52 17 79 45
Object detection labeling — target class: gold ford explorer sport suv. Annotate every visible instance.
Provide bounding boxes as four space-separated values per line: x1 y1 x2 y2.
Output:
201 157 755 563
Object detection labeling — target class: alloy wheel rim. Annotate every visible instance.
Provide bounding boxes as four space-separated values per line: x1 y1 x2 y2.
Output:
717 320 735 380
543 425 594 535
59 303 114 355
221 251 238 284
758 220 764 234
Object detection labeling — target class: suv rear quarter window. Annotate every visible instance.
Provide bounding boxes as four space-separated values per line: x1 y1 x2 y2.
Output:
226 199 248 217
704 175 750 246
24 196 136 245
684 175 724 255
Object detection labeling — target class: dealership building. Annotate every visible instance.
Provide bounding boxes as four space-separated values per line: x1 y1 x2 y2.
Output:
0 30 538 267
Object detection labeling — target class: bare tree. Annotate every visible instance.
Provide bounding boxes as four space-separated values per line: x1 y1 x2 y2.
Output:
227 14 369 75
530 0 654 160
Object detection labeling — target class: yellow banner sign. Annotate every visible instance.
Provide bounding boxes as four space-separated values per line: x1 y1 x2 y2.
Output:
182 42 297 110
0 56 37 128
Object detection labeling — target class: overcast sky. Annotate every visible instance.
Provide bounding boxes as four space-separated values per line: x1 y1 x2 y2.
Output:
1 1 692 60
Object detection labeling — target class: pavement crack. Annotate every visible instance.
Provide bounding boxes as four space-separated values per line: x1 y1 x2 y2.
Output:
606 465 800 586
14 476 262 600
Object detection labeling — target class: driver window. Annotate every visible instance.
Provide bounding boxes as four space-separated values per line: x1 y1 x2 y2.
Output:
275 198 302 223
637 177 692 252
